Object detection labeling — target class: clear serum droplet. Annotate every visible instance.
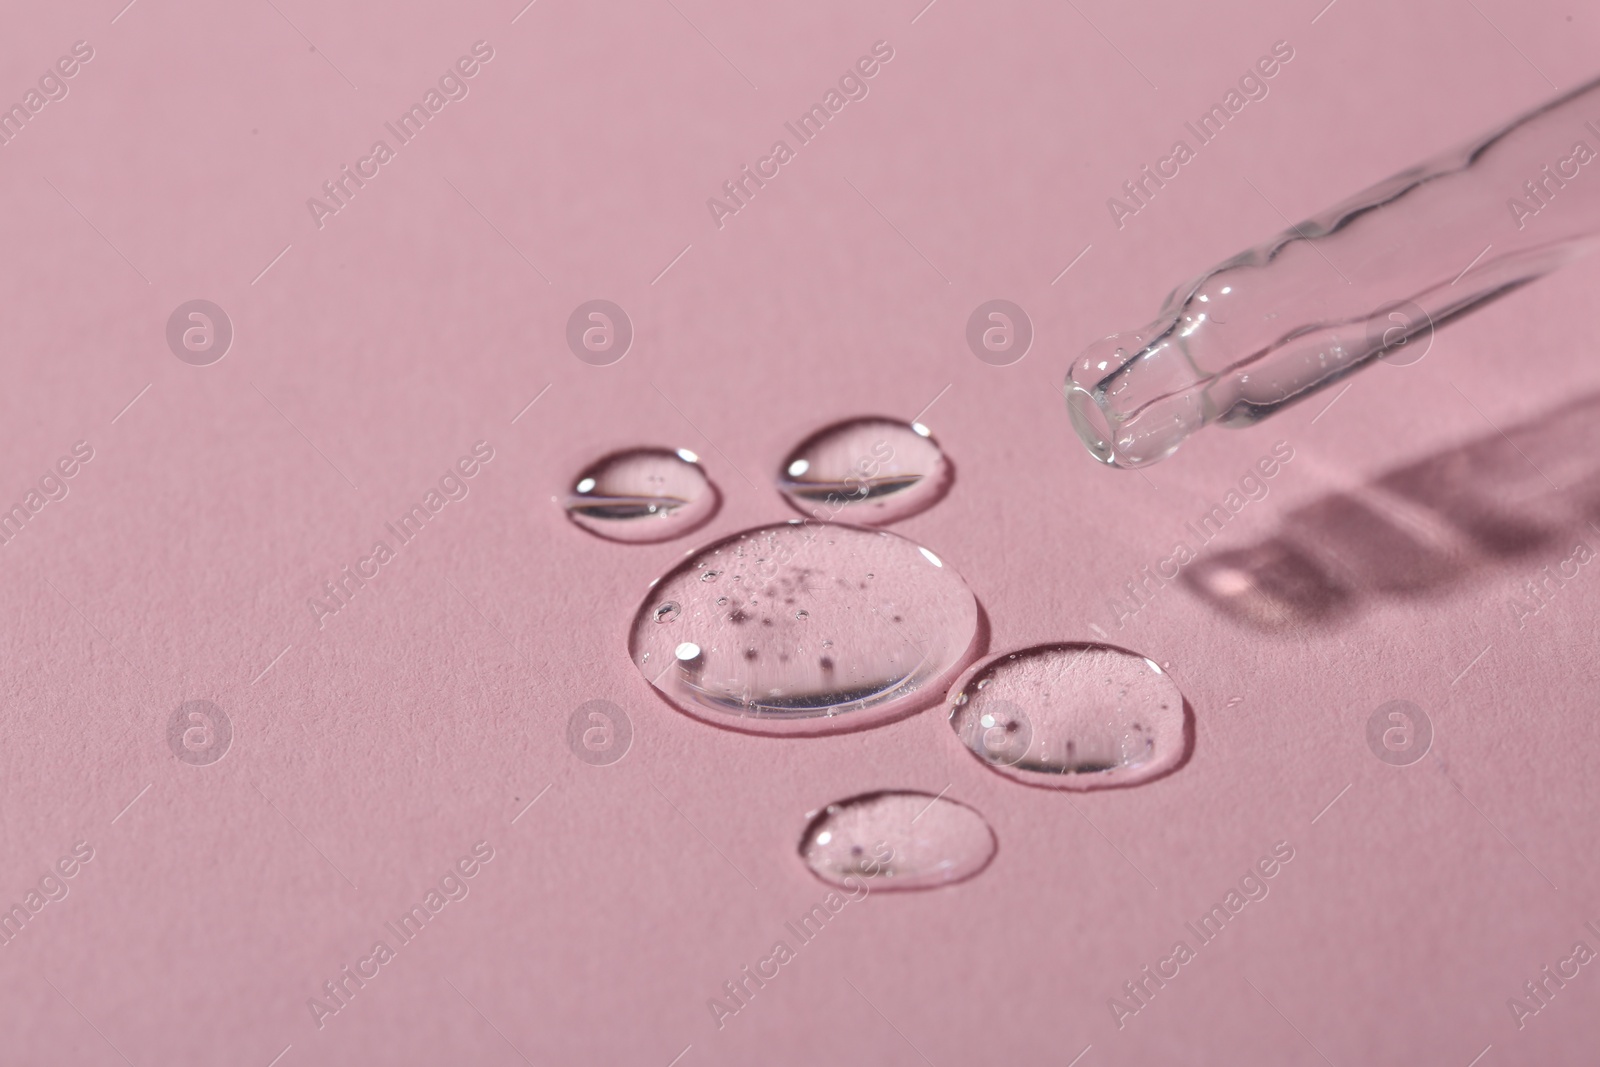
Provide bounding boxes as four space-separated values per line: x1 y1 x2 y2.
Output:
800 791 996 891
947 644 1189 789
777 417 951 525
564 448 718 543
629 524 980 736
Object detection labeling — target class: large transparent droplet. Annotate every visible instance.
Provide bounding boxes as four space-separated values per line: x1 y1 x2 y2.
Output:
947 643 1188 789
800 791 996 891
564 447 718 543
630 523 980 735
777 417 950 525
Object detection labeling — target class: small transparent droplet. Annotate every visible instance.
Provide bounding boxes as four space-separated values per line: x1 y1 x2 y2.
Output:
777 417 951 525
800 791 995 891
947 643 1188 789
1226 695 1244 708
654 602 680 623
629 524 979 736
564 448 718 543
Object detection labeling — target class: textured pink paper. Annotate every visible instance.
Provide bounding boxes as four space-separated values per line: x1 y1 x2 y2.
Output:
1 1 1598 1065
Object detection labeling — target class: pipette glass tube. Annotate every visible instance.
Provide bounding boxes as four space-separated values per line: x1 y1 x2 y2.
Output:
1067 75 1600 468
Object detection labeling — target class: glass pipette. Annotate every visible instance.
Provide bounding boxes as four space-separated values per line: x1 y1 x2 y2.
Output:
1067 74 1600 468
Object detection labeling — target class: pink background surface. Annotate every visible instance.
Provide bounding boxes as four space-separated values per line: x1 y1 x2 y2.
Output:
2 1 1598 1064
